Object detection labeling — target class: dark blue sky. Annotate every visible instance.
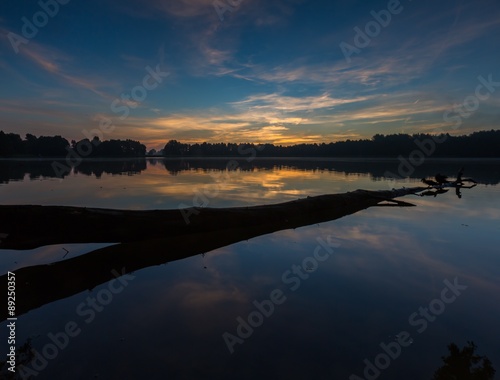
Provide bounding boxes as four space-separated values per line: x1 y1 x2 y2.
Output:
1 0 499 148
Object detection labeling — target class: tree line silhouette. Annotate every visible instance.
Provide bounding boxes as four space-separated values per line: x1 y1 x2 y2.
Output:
163 130 500 157
1 129 499 158
0 132 145 158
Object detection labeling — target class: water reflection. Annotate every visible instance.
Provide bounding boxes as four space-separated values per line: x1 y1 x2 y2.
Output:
2 337 495 380
1 158 499 185
0 159 146 184
1 188 422 321
0 159 499 379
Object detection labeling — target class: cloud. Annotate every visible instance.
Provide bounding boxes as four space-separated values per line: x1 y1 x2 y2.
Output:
231 92 373 113
149 0 216 19
100 90 377 146
96 86 470 147
16 42 115 99
206 3 500 89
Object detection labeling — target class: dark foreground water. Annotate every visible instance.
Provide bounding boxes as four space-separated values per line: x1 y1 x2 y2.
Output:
1 158 499 380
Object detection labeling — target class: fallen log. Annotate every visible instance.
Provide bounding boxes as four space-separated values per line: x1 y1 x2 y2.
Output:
0 187 427 250
0 187 427 320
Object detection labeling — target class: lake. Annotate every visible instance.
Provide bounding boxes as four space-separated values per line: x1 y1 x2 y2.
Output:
1 158 499 380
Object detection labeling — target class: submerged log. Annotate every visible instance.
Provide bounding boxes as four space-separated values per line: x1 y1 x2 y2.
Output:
0 187 427 321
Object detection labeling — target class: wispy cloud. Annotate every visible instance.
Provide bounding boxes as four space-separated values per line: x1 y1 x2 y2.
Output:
149 0 216 19
14 42 115 100
97 91 424 146
231 92 374 113
1 0 498 147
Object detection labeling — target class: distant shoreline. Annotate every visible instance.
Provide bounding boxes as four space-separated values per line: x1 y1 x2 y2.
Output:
159 156 500 162
3 130 500 160
2 156 500 162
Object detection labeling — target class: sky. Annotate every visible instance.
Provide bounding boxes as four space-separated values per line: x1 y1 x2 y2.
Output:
1 0 500 149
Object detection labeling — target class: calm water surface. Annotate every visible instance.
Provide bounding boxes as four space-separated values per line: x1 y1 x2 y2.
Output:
0 158 499 380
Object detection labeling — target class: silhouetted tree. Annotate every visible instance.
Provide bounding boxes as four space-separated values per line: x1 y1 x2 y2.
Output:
164 140 189 156
159 130 500 158
72 138 146 157
0 338 34 379
0 131 23 156
35 135 70 156
433 341 495 380
2 129 500 158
